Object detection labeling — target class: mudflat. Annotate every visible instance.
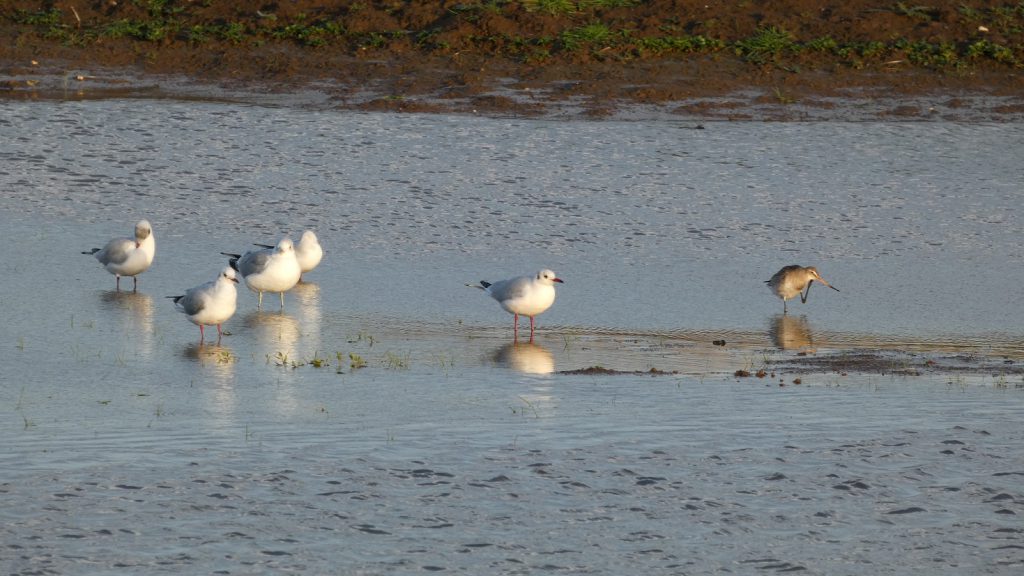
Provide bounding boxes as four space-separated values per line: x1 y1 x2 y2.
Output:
3 1 1024 119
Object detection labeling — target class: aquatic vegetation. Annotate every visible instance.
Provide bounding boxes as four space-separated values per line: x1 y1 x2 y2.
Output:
772 87 795 104
271 351 307 368
348 331 377 347
382 350 411 370
309 351 329 368
512 395 540 417
434 353 455 375
947 374 968 390
349 353 368 370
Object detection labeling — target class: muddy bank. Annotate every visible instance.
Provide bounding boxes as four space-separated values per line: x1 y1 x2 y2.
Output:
3 1 1024 119
765 350 1024 379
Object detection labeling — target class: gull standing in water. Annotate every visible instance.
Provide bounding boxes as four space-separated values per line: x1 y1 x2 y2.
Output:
168 267 239 342
765 265 840 314
222 238 301 309
255 230 323 280
82 219 156 292
469 269 564 340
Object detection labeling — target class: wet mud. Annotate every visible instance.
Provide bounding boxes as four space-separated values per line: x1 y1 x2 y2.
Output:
769 349 1024 378
3 1 1024 119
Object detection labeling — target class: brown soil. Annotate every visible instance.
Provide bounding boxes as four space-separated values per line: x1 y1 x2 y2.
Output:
3 1 1024 119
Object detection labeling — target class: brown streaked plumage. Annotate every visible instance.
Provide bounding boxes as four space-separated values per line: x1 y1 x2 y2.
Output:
765 265 840 313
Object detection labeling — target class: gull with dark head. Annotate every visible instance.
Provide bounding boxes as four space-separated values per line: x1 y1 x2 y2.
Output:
82 219 156 292
765 265 840 314
469 269 564 340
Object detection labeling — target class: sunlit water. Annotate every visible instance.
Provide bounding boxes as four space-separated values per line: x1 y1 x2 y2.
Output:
1 100 1023 574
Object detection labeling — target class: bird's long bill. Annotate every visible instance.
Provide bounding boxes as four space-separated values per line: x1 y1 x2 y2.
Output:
553 278 564 284
817 278 840 292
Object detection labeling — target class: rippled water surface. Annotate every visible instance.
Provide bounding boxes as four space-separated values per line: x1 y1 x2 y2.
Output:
2 100 1023 574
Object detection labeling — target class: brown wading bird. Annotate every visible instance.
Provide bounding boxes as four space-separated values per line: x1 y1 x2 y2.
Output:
765 265 840 314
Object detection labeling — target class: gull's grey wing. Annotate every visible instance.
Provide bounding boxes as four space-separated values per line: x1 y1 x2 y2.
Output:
487 275 530 301
96 238 135 266
176 283 213 316
237 249 272 277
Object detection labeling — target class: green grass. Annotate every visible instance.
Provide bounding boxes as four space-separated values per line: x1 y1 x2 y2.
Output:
522 0 577 15
7 4 1023 70
13 8 63 26
105 19 176 42
892 3 940 22
735 26 796 63
523 0 637 13
561 22 612 50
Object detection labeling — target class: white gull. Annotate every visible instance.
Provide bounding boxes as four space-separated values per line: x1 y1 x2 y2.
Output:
82 219 156 292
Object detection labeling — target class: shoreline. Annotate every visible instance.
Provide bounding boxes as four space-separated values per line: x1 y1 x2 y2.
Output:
4 62 1024 122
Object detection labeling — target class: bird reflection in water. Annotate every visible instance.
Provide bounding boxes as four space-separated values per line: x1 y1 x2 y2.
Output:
289 280 322 352
182 342 238 420
290 280 320 307
491 341 555 375
243 310 301 351
100 290 155 358
182 341 236 368
770 314 815 351
100 289 154 316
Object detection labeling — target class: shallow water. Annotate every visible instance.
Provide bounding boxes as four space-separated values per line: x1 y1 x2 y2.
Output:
2 100 1023 574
